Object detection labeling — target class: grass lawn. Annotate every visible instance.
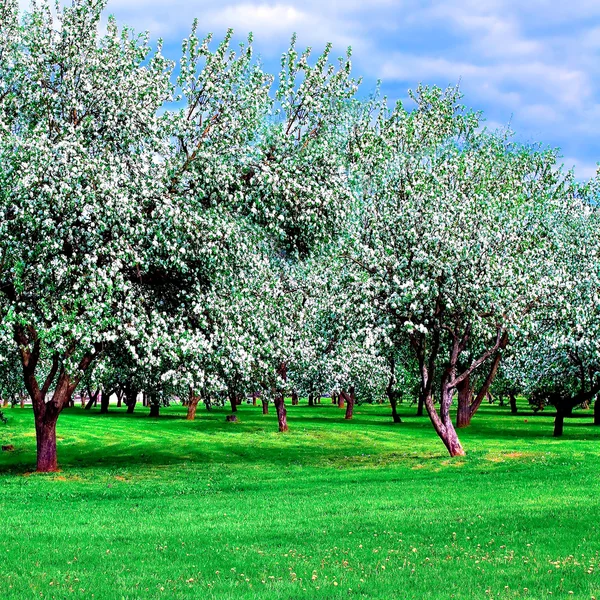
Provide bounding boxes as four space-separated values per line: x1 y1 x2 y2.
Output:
1 398 600 599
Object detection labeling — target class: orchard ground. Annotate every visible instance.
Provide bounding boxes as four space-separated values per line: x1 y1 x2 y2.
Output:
1 399 600 600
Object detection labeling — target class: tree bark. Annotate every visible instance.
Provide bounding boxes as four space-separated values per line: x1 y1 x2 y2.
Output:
554 409 565 437
261 398 269 414
274 394 288 432
456 376 473 428
35 413 59 472
292 391 299 406
126 391 137 414
229 391 237 413
149 403 160 417
509 393 518 414
100 390 110 414
85 389 99 410
187 393 201 420
308 393 314 407
338 392 345 409
416 393 424 416
595 397 600 426
116 390 123 408
331 393 337 405
343 387 355 420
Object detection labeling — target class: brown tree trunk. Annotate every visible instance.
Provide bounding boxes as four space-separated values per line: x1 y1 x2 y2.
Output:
456 376 473 428
35 414 59 472
338 392 345 409
509 393 518 414
274 394 288 432
261 398 269 414
332 393 337 404
343 388 355 420
229 391 237 412
116 390 123 408
142 392 147 407
554 409 565 437
292 391 299 406
100 391 110 414
594 397 600 426
20 396 25 409
252 394 257 406
187 394 200 421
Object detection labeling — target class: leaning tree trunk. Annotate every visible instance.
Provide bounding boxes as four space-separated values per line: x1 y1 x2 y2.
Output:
343 388 355 420
389 395 401 423
261 398 269 415
187 393 201 421
85 390 99 410
273 394 288 432
509 393 518 414
424 380 465 457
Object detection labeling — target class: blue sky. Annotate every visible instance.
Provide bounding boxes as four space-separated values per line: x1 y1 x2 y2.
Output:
33 0 600 178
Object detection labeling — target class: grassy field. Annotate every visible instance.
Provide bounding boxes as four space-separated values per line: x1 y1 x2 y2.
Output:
1 399 600 599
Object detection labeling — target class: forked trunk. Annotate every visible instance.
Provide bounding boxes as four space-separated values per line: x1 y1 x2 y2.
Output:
116 391 123 408
274 394 288 432
424 384 465 457
187 394 201 421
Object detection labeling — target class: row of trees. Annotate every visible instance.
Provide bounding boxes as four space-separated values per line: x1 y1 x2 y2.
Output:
1 0 599 471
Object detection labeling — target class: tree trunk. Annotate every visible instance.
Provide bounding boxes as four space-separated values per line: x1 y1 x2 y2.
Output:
100 391 110 414
20 396 25 409
292 391 299 406
425 380 465 457
595 397 600 426
142 392 147 407
308 393 314 407
229 392 237 413
456 377 473 428
116 390 123 408
187 394 200 421
252 394 257 406
343 388 355 420
554 409 565 437
84 389 99 410
149 403 160 417
509 393 518 414
35 415 59 472
126 391 137 414
332 394 337 404
338 392 345 409
390 396 401 423
274 394 288 432
416 392 424 416
261 399 269 415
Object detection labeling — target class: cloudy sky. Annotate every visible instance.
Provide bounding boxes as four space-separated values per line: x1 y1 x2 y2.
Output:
37 0 600 178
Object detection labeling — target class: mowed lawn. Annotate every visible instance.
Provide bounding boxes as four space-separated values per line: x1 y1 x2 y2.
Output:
1 399 600 599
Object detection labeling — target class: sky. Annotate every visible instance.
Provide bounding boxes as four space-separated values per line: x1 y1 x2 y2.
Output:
24 0 600 178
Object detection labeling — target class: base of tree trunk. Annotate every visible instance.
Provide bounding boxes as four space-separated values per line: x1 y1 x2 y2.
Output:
554 412 564 437
509 394 518 414
595 398 600 425
261 400 269 415
187 395 200 420
36 418 59 472
274 395 288 432
149 404 160 417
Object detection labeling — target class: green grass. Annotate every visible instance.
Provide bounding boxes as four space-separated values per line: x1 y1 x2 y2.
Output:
1 399 600 599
